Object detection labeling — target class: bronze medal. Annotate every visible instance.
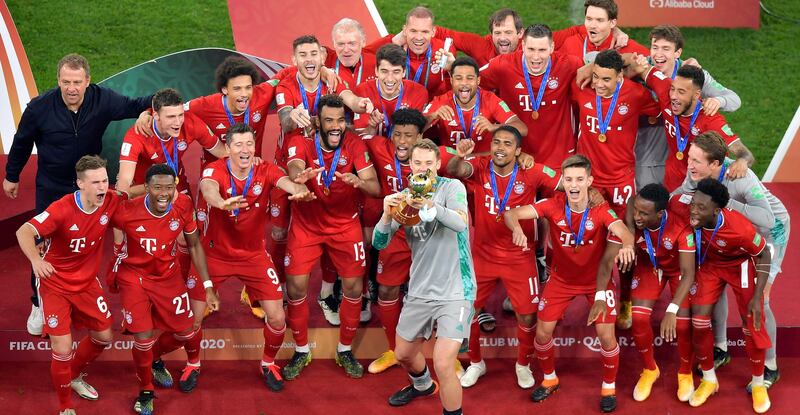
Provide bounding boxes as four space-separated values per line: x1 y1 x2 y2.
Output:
598 133 607 143
574 245 580 253
496 216 502 223
323 187 330 196
175 177 179 185
531 110 539 120
676 151 684 160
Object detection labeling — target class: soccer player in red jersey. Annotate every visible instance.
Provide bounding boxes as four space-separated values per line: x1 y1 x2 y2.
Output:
424 56 526 152
184 123 315 392
559 0 648 64
325 18 377 89
447 126 560 390
365 6 455 97
281 94 380 380
504 155 635 413
480 24 583 168
111 164 219 415
16 156 125 415
353 44 429 137
570 49 659 219
687 179 772 413
629 184 696 402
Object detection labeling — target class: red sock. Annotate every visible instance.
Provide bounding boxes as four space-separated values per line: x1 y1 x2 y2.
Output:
71 336 109 376
631 306 656 370
467 316 482 364
153 330 193 359
619 270 632 303
534 337 556 376
377 298 401 350
184 328 202 366
692 316 714 371
269 238 287 283
600 343 620 385
177 246 191 280
742 328 766 377
339 295 361 346
676 317 693 374
51 352 74 411
263 323 286 364
517 323 535 366
133 338 156 390
321 254 337 284
287 297 309 347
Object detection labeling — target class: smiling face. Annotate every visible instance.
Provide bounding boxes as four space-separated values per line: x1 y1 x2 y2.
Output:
292 42 323 81
376 59 405 96
562 166 592 205
650 38 682 74
522 35 553 75
492 15 521 54
153 104 185 139
669 76 701 116
76 167 109 209
490 130 521 169
686 144 720 182
318 105 346 150
450 65 479 106
403 15 435 55
58 66 90 109
591 65 622 97
145 174 176 215
584 5 616 46
410 147 440 176
222 75 254 114
689 191 719 229
391 124 422 162
333 28 365 67
633 196 662 230
226 131 255 171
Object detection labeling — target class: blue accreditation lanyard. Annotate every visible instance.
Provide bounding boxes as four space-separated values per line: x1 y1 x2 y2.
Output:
314 133 342 195
521 54 551 119
595 81 622 141
335 57 363 86
405 46 431 87
226 159 253 219
695 213 723 268
378 79 404 137
394 156 405 190
222 95 250 126
644 212 667 272
152 120 179 176
297 74 323 116
673 100 702 160
489 161 518 222
453 89 481 141
565 202 590 251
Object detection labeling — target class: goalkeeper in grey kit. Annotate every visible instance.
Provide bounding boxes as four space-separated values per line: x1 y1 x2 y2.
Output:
372 138 475 415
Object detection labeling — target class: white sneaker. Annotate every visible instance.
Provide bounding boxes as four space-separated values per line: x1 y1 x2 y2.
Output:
27 304 43 336
460 361 487 388
515 363 535 389
70 373 99 400
317 295 340 326
59 409 77 415
360 298 372 323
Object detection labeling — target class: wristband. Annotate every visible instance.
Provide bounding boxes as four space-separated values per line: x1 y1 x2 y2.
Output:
594 291 606 302
666 303 680 314
203 280 214 289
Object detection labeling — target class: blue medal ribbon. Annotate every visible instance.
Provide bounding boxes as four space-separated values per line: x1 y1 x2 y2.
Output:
695 212 723 267
378 79 404 138
643 212 667 271
152 119 179 176
221 95 250 126
521 54 551 115
595 81 622 137
453 89 481 142
335 57 363 86
489 160 518 220
717 160 728 182
394 156 405 190
405 45 431 87
671 58 682 80
673 100 702 156
314 133 342 193
297 74 323 116
226 159 253 218
565 201 590 249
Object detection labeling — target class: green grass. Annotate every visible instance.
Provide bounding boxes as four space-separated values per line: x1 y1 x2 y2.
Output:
8 0 800 175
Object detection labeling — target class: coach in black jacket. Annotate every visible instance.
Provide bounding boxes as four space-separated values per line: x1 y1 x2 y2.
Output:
2 53 152 335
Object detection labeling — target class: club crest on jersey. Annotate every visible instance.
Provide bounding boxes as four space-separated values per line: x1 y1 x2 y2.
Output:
169 219 180 232
585 219 595 230
284 254 291 267
716 239 727 247
631 277 639 290
177 140 188 151
663 239 673 250
186 276 197 290
100 213 109 225
377 260 384 274
253 184 263 196
431 63 441 74
617 104 629 115
46 314 59 328
123 309 133 324
691 126 701 136
690 283 697 296
252 111 262 122
547 78 559 89
538 298 546 311
270 205 280 217
513 182 525 194
338 156 348 166
197 211 207 222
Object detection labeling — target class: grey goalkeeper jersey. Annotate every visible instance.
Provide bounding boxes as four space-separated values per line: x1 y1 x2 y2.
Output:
373 177 476 302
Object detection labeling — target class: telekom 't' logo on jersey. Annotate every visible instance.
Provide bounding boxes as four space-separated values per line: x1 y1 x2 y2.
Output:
585 115 601 134
69 238 86 253
559 231 576 247
517 94 533 112
140 238 158 255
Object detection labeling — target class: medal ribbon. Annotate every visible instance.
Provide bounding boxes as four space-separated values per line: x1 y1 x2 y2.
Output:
405 45 432 87
314 133 342 193
394 156 405 190
152 119 179 176
221 95 250 126
335 57 363 86
565 202 590 249
595 81 622 137
489 160 519 220
453 89 481 141
521 54 552 115
717 160 728 182
644 212 667 271
674 100 702 156
695 212 723 266
226 159 253 218
297 74 323 116
378 79 405 137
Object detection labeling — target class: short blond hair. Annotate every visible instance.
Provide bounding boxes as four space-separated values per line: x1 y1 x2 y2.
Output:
75 155 106 177
410 138 440 160
406 6 435 24
57 53 90 78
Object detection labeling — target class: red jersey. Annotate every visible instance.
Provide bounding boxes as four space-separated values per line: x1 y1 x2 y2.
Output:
112 193 197 281
560 33 648 64
634 210 694 276
533 194 622 288
120 112 218 187
570 79 660 186
199 159 287 261
285 132 373 232
696 208 766 268
352 79 429 134
465 156 560 263
644 69 741 191
323 47 378 89
26 191 125 294
423 89 516 153
480 51 583 168
275 74 348 131
363 135 412 196
365 35 454 97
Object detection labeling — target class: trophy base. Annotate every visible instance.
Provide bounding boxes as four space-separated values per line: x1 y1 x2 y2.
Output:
391 204 421 226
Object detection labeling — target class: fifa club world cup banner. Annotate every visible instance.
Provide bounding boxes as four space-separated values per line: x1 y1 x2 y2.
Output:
616 0 760 28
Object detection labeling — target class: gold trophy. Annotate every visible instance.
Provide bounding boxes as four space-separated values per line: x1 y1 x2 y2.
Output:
391 169 436 226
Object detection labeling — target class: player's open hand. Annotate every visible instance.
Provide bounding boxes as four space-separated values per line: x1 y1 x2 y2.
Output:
288 185 316 202
511 226 528 248
610 27 629 49
433 105 455 122
576 63 593 89
747 297 762 330
290 107 312 128
383 192 404 215
3 178 19 199
32 258 55 280
702 97 721 116
660 312 678 342
516 152 535 169
205 289 220 312
587 300 607 325
726 158 748 180
335 171 363 188
392 32 407 47
615 245 635 272
252 157 263 166
134 111 154 137
456 139 475 158
682 58 701 69
320 67 341 90
473 115 496 136
219 195 248 211
294 167 324 184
